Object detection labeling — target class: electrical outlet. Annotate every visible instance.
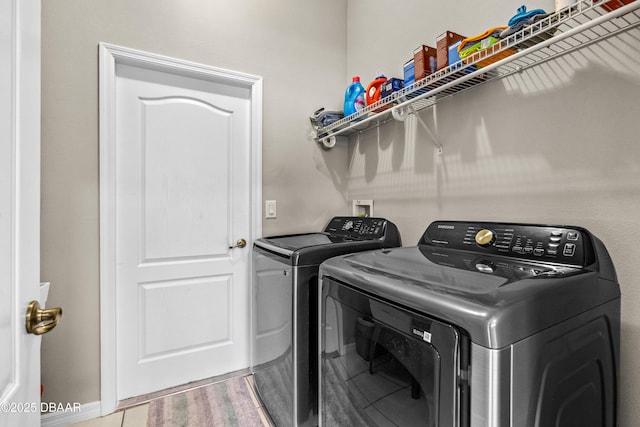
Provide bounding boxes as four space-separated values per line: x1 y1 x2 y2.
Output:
265 200 277 219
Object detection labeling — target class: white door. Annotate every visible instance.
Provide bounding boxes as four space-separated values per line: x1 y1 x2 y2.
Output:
106 51 257 400
0 0 41 426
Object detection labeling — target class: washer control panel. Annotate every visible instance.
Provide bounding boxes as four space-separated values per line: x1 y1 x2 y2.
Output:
325 216 388 239
422 221 593 267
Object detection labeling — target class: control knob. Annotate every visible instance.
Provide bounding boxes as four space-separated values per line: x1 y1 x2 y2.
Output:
475 229 496 247
475 261 496 273
344 220 354 231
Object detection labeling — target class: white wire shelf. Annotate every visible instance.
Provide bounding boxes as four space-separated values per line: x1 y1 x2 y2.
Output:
314 0 640 146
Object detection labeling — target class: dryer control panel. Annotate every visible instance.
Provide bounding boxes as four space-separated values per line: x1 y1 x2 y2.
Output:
421 221 595 267
325 216 390 240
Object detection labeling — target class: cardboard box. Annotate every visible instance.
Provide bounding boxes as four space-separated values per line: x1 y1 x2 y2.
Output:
436 31 465 70
413 45 437 80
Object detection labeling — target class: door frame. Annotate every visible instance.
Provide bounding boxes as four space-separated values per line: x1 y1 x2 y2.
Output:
98 42 262 415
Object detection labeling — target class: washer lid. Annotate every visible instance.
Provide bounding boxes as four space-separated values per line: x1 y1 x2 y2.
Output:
255 233 398 266
255 233 344 256
320 245 620 348
253 216 402 266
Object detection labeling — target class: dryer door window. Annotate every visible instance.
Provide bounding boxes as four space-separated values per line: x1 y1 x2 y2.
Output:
321 279 467 427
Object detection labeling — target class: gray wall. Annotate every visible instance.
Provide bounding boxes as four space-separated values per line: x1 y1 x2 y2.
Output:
41 0 348 406
345 0 640 425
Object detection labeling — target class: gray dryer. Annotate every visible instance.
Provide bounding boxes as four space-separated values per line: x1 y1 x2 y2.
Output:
319 220 620 427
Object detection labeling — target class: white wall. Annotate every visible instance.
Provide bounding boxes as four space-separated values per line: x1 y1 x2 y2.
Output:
41 0 348 407
345 0 640 425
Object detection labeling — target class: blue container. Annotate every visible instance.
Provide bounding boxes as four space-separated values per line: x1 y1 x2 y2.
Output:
448 40 463 66
403 59 415 86
449 40 478 74
380 78 404 99
404 58 429 99
344 76 366 117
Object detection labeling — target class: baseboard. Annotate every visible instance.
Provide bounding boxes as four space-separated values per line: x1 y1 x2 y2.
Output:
41 401 102 427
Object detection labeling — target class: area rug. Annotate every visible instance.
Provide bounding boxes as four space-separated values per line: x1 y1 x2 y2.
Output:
147 376 268 427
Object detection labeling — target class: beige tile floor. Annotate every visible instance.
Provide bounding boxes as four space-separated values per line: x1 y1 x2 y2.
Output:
68 403 148 427
68 375 273 427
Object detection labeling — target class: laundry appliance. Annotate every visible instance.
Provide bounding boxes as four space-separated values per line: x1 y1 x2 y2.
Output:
252 216 401 427
319 220 620 427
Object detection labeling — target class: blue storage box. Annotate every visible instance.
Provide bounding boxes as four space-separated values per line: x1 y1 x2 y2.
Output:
403 59 415 86
380 78 404 99
404 58 429 99
449 39 478 74
448 40 463 66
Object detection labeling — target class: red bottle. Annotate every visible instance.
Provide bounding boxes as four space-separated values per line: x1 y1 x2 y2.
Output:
366 75 388 106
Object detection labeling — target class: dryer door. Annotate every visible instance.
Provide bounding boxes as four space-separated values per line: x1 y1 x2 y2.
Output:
321 279 470 427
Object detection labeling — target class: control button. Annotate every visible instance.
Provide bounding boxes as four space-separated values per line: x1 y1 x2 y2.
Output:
550 236 562 243
563 243 576 257
567 232 579 241
547 249 558 255
475 229 496 247
534 248 544 256
475 262 496 273
512 246 523 254
548 243 560 249
524 247 533 254
551 230 562 237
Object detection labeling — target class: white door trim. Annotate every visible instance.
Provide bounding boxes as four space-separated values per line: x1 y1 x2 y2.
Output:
98 42 262 416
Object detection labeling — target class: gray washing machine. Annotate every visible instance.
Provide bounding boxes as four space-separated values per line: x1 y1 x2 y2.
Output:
319 220 620 427
252 216 401 427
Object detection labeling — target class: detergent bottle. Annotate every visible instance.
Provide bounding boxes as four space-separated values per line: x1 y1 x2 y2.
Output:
344 76 366 117
366 75 388 106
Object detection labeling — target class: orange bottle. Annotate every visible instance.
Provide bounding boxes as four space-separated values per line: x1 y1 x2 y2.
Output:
366 75 388 106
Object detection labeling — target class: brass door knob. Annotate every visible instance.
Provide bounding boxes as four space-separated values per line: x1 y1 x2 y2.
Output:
25 301 62 335
229 238 247 249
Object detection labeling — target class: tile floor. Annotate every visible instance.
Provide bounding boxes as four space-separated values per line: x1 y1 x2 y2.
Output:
68 374 273 427
68 404 148 427
327 349 429 427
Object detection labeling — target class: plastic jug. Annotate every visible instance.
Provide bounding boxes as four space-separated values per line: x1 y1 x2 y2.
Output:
344 76 366 117
366 75 388 105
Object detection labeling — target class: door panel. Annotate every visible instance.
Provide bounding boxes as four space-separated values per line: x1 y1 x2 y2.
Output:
114 62 251 399
139 275 232 359
141 97 230 261
0 0 41 426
